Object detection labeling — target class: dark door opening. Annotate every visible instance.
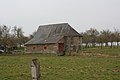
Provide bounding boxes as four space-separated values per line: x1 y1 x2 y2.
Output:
58 43 64 53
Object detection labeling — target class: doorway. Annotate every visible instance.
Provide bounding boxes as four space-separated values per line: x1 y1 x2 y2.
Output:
58 43 64 53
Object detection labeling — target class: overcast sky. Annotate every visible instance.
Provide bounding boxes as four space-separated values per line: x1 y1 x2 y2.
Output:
0 0 120 36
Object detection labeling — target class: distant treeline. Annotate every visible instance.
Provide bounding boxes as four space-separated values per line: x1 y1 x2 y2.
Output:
81 28 120 48
0 25 30 52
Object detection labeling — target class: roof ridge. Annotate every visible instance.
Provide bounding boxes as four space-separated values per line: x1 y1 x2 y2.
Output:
39 23 68 27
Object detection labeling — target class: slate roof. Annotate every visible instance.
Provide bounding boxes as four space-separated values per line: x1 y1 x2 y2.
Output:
25 23 81 45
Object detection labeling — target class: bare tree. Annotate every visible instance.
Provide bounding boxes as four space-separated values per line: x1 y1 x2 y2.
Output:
1 25 10 52
0 25 29 53
29 30 37 39
12 27 26 47
12 26 17 37
0 26 2 44
100 30 111 47
113 28 120 48
109 33 115 48
81 32 91 48
96 34 104 48
86 28 99 47
17 28 24 38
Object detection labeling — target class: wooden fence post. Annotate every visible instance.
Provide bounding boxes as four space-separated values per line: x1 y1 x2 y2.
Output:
31 59 41 80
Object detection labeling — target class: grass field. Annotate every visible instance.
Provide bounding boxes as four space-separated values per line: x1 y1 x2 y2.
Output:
0 47 120 80
82 47 120 57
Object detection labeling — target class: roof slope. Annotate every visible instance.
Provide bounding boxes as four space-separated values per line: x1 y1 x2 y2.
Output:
25 23 81 45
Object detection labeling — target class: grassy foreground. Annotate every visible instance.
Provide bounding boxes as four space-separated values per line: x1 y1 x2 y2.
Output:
0 53 120 80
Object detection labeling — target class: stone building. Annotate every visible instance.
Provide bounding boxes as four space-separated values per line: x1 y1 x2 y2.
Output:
25 23 82 55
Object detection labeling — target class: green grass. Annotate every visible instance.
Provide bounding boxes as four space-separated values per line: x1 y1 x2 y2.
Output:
82 47 120 56
0 54 120 80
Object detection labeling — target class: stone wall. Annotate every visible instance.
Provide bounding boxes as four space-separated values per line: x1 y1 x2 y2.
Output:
65 36 82 52
25 44 58 53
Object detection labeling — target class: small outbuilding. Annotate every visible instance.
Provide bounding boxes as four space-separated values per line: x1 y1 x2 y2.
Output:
25 23 82 55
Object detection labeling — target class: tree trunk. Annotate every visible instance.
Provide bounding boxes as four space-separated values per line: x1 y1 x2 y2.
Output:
117 41 119 48
100 43 103 49
110 42 113 48
105 42 108 47
92 42 95 47
85 43 88 48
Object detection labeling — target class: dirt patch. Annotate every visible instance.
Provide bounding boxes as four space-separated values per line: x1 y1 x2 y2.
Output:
112 69 120 72
80 53 117 58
